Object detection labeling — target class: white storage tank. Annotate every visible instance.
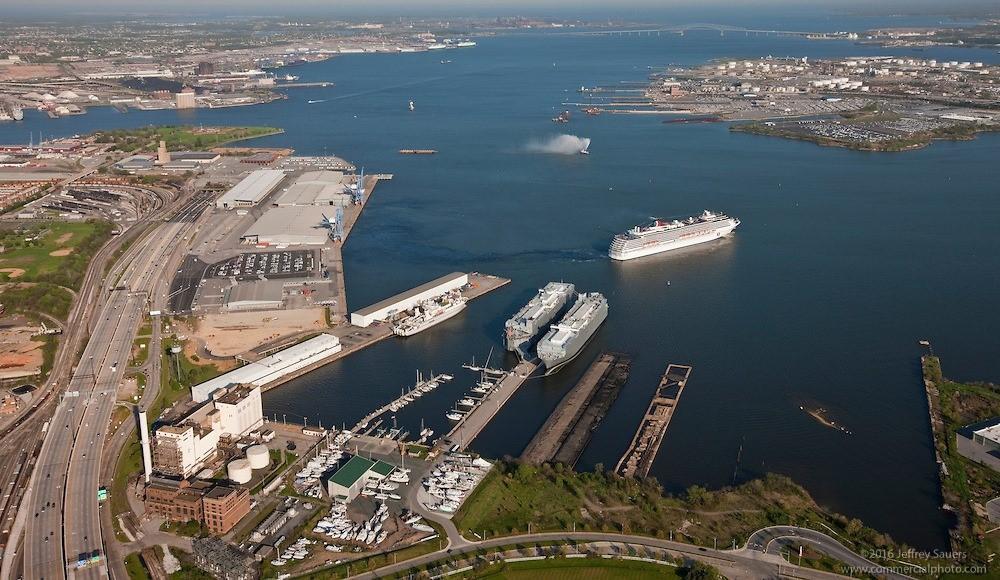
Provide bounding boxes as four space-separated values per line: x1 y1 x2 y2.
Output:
228 459 253 484
246 445 270 470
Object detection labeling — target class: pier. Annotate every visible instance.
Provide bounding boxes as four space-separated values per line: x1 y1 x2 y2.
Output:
438 359 538 453
521 352 631 466
614 363 692 478
260 272 508 395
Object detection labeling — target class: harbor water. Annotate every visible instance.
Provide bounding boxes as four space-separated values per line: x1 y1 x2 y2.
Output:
4 24 1000 550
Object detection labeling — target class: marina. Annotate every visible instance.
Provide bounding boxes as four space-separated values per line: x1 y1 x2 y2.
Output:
521 352 631 466
437 358 538 452
615 364 692 478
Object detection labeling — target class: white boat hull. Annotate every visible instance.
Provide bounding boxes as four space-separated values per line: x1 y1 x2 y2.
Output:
609 222 737 261
393 302 466 336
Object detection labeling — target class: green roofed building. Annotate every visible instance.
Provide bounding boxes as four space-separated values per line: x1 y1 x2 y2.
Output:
326 455 395 502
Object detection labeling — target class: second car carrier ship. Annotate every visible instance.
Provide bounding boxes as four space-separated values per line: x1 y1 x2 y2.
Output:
536 292 608 374
504 282 575 359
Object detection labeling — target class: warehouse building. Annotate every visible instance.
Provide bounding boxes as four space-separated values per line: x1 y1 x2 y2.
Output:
223 280 285 311
326 455 395 503
241 205 335 246
350 272 469 328
191 334 342 402
216 170 286 209
273 170 353 207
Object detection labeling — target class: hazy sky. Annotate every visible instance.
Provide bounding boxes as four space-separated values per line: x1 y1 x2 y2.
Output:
4 0 997 19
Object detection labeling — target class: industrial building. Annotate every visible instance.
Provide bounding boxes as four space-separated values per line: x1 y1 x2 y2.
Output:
241 205 336 246
326 455 395 502
145 478 252 535
216 170 286 209
223 280 286 311
191 334 342 402
273 170 353 207
350 272 469 327
957 417 1000 472
193 537 259 580
151 384 264 477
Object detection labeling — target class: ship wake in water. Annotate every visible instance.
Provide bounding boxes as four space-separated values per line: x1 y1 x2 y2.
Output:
525 134 591 155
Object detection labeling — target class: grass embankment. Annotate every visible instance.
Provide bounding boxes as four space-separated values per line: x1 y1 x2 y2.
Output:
111 437 142 541
458 557 684 580
923 355 1000 573
0 220 113 289
124 554 151 580
454 461 896 573
0 283 74 320
93 125 282 153
151 336 224 420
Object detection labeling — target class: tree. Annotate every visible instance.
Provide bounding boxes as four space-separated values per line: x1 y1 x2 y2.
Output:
684 560 721 580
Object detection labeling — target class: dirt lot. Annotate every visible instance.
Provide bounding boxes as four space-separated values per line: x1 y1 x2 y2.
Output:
0 322 44 379
189 308 327 357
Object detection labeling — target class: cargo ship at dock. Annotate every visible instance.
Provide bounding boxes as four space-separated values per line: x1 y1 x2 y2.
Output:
608 210 740 261
537 292 608 374
392 291 467 337
504 282 575 360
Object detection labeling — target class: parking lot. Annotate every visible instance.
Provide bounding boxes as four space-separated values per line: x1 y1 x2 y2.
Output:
206 250 316 281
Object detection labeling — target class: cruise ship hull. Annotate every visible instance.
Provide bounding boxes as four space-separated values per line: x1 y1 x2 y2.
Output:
393 302 466 337
609 221 737 261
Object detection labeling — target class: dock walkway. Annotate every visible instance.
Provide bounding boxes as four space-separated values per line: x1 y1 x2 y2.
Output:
440 360 537 452
614 363 692 478
522 352 630 466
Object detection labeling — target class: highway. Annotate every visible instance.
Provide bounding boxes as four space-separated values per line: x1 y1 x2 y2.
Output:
0 186 173 580
744 525 912 579
12 185 203 580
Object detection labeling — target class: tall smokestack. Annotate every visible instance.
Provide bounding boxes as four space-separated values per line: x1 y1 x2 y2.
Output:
137 409 153 483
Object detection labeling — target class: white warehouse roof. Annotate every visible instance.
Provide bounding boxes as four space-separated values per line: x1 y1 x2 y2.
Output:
351 272 468 327
242 206 335 246
273 170 350 206
191 333 342 402
216 170 286 209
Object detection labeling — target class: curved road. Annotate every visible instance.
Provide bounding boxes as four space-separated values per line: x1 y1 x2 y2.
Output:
745 525 912 579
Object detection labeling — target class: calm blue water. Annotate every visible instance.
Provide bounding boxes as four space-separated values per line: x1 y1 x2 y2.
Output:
5 30 999 550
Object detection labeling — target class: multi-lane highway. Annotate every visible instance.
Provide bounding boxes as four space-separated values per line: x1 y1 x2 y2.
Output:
0 181 205 580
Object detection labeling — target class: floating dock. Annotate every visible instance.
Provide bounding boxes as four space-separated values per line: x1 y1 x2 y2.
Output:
438 359 537 453
521 352 630 466
614 363 692 478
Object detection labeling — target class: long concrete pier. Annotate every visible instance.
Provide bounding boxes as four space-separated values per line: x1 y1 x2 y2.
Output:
439 359 538 453
521 352 630 466
614 363 692 478
259 272 509 395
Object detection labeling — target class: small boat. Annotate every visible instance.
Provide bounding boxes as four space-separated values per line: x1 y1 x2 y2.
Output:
579 146 589 155
307 99 326 104
408 100 415 111
446 411 464 421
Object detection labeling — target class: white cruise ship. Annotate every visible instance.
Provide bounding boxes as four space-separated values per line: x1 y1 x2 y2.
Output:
608 210 740 261
392 291 467 336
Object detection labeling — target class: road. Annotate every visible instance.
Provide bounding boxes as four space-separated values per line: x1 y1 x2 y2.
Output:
13 185 201 580
0 187 173 580
744 525 913 579
347 530 851 580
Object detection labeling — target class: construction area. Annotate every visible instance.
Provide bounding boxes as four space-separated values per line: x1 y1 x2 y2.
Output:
615 364 692 478
521 352 631 466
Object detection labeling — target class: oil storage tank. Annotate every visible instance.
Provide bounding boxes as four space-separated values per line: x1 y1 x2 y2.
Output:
246 444 270 470
228 459 252 484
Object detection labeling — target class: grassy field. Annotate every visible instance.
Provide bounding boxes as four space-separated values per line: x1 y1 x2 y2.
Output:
94 125 282 153
0 220 113 289
0 283 74 321
111 438 142 542
151 337 223 420
468 558 682 580
923 355 1000 573
124 554 151 580
454 461 895 564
